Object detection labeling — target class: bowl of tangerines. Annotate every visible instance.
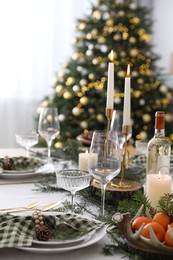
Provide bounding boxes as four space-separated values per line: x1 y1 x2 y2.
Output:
112 204 173 255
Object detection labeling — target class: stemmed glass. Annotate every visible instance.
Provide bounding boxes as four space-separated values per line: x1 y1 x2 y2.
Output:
15 133 39 157
88 130 121 216
110 110 132 150
56 169 91 209
38 107 60 170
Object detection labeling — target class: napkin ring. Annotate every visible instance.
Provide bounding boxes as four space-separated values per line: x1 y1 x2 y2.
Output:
33 210 51 241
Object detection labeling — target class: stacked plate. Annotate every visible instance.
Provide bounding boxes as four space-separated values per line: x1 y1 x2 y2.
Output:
16 215 107 254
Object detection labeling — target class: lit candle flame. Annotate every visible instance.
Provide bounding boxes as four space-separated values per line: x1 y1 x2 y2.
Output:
158 171 161 180
126 64 131 77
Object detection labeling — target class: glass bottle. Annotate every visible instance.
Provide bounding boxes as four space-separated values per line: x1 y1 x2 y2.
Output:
146 111 171 175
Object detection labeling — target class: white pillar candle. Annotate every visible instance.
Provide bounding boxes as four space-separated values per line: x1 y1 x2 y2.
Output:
79 151 89 171
106 50 114 109
123 64 131 125
79 151 98 171
146 173 172 209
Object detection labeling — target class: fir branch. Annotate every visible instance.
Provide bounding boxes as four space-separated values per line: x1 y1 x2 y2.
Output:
158 193 173 217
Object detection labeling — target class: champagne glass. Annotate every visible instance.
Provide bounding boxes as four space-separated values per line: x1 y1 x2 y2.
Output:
15 133 39 157
88 130 121 216
56 169 91 209
110 110 132 150
38 107 60 170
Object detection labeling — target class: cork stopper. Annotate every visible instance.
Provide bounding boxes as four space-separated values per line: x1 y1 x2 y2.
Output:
155 111 165 130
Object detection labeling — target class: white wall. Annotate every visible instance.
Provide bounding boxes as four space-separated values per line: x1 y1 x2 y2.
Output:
152 0 173 86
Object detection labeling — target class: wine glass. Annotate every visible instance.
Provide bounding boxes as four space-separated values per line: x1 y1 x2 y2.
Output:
55 169 91 209
88 130 121 216
15 133 39 157
110 110 132 150
38 107 60 171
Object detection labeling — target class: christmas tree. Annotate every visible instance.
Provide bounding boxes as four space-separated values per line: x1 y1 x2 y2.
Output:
37 0 173 148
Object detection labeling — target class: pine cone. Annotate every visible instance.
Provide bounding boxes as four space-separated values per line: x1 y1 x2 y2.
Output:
35 225 52 241
2 156 15 170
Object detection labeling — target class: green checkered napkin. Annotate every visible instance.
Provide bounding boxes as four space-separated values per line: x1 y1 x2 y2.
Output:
0 213 104 248
130 154 146 166
0 214 34 248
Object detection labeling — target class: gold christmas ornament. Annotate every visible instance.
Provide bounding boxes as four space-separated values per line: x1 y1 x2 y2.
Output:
54 142 63 149
92 10 101 20
97 36 106 44
142 114 151 123
88 108 94 113
91 29 98 38
63 91 73 100
129 36 136 43
117 70 126 78
58 71 65 78
106 19 114 26
88 73 95 80
80 121 88 129
96 114 104 122
130 17 140 24
139 131 148 140
71 52 80 60
56 85 63 93
86 33 92 40
130 48 139 57
41 100 49 107
72 107 81 116
80 96 89 105
66 77 75 86
133 90 142 98
118 11 125 16
78 22 86 30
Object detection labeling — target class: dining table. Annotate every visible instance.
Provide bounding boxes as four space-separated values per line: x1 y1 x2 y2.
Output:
0 148 129 260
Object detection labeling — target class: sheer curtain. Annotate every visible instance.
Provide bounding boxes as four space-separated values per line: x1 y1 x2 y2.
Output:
0 0 94 148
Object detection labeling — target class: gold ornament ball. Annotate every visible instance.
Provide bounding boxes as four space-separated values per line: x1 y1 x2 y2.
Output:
118 11 125 16
91 29 98 38
41 100 49 107
72 52 80 60
56 85 63 93
58 71 65 78
72 107 81 116
80 96 89 105
80 121 88 129
63 91 73 100
139 131 148 140
117 70 126 78
97 36 106 44
129 37 136 44
130 48 139 57
88 108 94 113
88 73 95 80
79 22 86 30
106 19 114 26
142 114 151 123
92 10 101 20
54 142 63 149
66 77 75 86
96 114 104 122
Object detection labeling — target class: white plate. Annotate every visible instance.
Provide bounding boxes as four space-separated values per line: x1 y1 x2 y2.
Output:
16 226 106 254
0 168 42 179
33 229 96 246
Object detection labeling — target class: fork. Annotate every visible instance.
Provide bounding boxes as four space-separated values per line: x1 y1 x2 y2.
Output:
0 201 41 212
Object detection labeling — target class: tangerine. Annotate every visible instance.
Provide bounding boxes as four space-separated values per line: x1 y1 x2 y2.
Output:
152 212 170 230
164 226 173 247
141 222 165 242
131 216 151 231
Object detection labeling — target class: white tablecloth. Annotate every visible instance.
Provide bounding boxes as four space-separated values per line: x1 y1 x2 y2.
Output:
0 148 128 260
